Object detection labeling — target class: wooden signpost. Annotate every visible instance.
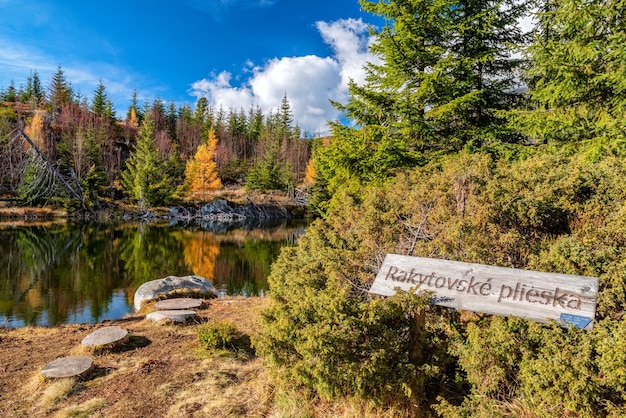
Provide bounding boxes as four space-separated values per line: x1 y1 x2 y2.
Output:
369 254 598 329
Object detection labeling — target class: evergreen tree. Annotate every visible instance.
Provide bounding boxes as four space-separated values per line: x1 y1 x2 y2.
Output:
278 93 293 141
127 87 142 124
31 70 44 107
20 70 44 107
340 0 528 153
48 66 72 112
80 127 108 207
91 80 108 117
121 116 174 208
194 97 208 125
1 81 17 102
247 105 264 142
104 98 115 120
512 0 626 144
245 138 293 191
166 101 177 141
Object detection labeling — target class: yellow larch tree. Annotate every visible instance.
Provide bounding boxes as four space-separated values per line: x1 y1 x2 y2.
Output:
304 156 316 186
182 231 220 280
184 129 222 201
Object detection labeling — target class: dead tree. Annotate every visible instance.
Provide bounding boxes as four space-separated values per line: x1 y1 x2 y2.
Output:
9 128 83 204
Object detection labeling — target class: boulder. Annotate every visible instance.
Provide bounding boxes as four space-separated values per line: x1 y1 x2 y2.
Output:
134 275 217 311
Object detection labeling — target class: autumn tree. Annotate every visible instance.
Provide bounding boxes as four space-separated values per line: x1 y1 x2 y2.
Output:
184 129 222 201
127 87 142 125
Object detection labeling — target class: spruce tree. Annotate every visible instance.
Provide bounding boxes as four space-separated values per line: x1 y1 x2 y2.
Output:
339 0 528 153
513 0 626 144
91 80 108 117
245 138 293 191
48 66 72 112
1 81 17 102
127 87 142 124
121 116 174 208
278 93 293 141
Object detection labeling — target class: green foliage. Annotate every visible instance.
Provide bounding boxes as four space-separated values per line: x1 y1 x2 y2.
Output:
0 105 17 139
257 213 457 409
343 0 528 153
245 139 293 191
197 320 250 352
47 66 73 112
261 143 626 414
121 117 175 207
511 0 626 143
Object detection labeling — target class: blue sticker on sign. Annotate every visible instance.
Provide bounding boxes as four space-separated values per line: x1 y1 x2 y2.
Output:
560 313 593 329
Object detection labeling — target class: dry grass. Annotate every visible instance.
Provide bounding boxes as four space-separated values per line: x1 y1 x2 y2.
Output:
0 297 421 418
53 398 105 418
38 378 78 409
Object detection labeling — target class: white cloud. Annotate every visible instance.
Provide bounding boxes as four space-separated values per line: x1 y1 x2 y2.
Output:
316 18 380 88
189 18 378 136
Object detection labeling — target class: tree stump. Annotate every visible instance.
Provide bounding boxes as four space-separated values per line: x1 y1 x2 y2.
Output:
146 310 197 323
155 298 203 310
40 356 93 379
81 326 129 350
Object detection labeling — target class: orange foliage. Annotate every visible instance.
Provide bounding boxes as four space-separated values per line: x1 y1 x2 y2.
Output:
182 231 220 280
129 107 138 126
304 156 316 185
24 110 45 149
184 129 222 201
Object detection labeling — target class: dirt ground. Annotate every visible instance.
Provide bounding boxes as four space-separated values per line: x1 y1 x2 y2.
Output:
0 297 275 418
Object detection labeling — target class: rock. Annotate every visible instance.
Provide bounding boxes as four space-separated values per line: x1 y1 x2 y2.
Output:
200 199 231 216
146 310 197 323
81 326 129 349
155 298 204 310
40 356 93 379
134 275 217 311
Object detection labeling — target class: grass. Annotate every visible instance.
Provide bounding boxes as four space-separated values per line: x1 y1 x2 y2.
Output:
38 378 79 410
53 398 105 418
0 297 425 417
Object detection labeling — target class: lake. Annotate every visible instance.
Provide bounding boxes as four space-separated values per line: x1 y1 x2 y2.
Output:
0 218 308 327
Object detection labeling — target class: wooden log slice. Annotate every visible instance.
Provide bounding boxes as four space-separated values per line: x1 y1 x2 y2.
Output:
81 326 129 348
146 310 197 323
40 356 94 379
155 298 203 310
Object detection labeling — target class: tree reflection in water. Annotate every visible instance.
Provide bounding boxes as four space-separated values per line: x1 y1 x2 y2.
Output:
0 219 307 327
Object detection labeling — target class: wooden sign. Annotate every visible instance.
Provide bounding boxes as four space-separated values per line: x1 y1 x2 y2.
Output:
369 254 598 329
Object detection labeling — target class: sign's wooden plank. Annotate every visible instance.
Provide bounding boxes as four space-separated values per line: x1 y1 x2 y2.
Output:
369 254 598 329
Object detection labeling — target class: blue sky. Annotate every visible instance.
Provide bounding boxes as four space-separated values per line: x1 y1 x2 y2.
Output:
0 0 384 135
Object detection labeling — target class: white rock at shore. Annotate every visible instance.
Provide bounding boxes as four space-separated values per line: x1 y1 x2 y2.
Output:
134 275 217 311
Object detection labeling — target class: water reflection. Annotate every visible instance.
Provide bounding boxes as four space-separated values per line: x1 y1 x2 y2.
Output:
0 219 307 327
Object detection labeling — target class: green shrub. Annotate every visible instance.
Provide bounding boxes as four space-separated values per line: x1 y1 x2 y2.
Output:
197 321 250 353
260 146 626 415
257 212 460 411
